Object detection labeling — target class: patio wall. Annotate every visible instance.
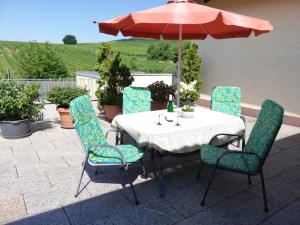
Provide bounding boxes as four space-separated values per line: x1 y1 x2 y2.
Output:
198 0 300 117
76 71 174 100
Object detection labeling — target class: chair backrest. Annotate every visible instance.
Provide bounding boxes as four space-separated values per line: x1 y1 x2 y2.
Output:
122 86 151 114
69 95 108 151
244 99 284 164
211 86 241 117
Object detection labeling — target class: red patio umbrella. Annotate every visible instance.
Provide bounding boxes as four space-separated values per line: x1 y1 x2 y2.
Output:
95 0 273 106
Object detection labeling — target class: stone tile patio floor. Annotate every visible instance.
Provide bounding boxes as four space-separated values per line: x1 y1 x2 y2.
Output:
1 103 300 225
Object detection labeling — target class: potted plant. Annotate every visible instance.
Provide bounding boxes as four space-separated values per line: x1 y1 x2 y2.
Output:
148 81 176 111
46 87 88 128
95 43 134 120
181 104 195 119
0 81 43 139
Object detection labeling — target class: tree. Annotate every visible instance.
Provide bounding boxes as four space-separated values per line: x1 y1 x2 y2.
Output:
17 42 69 79
95 43 134 106
62 35 77 45
181 42 203 103
147 42 177 62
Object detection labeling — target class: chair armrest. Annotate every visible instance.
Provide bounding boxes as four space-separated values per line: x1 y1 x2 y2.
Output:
215 150 261 168
86 144 125 165
209 133 245 148
105 129 121 138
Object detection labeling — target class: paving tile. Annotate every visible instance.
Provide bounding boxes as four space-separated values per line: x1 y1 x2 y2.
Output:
0 146 13 163
109 198 184 225
165 163 200 190
86 172 125 198
165 183 224 217
0 165 18 184
209 171 256 198
206 191 279 225
249 175 300 209
121 175 178 204
262 152 300 179
273 138 299 150
6 208 70 225
277 164 300 189
4 138 32 147
0 194 27 224
23 185 90 215
267 199 300 225
176 208 227 225
91 217 114 225
63 194 130 225
281 144 300 161
16 157 70 178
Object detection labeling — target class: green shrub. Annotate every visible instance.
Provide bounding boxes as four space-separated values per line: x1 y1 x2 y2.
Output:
95 43 134 107
46 87 88 108
17 42 69 79
147 42 177 62
181 42 203 103
148 81 176 103
0 81 43 121
62 35 77 45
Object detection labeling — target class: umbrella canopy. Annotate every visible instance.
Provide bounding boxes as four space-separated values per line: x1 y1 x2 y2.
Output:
95 0 273 105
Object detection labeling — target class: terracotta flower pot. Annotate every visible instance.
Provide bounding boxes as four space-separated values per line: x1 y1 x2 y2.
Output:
151 101 168 111
104 105 122 120
57 107 73 129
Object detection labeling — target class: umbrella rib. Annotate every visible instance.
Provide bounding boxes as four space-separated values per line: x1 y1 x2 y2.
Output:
200 24 209 35
161 24 169 35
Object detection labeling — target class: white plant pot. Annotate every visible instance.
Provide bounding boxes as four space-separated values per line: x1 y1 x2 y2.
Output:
181 111 194 119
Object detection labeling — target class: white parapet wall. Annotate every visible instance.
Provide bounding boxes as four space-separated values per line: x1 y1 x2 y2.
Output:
131 72 173 87
76 71 174 100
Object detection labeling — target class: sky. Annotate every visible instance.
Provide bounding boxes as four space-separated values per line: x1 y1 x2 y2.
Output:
0 0 167 43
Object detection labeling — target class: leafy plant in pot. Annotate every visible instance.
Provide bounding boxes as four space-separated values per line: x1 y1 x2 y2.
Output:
95 43 134 120
148 81 176 111
0 81 43 138
46 87 88 128
181 103 195 119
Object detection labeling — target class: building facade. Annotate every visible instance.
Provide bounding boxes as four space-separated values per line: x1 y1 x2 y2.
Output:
199 0 300 124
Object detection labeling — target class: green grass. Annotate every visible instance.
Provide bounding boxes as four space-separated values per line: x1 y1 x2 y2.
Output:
0 38 177 79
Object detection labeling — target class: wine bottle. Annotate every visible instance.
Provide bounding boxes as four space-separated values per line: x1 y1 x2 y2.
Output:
167 95 174 112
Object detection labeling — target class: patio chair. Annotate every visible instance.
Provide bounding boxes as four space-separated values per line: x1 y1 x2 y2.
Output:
198 99 284 212
123 86 151 114
118 86 151 144
211 86 242 117
69 95 145 205
211 86 245 146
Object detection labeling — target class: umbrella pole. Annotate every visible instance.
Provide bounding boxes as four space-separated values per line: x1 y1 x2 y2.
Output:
176 24 183 107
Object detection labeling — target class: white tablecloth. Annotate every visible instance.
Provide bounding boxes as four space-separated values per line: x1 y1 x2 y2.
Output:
112 107 245 153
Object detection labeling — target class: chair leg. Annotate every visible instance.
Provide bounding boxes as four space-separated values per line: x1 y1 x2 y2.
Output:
75 155 88 197
124 166 139 205
115 132 119 145
120 132 124 145
201 167 217 206
248 174 252 185
196 163 203 180
140 158 147 179
260 170 269 212
95 167 100 175
156 151 165 197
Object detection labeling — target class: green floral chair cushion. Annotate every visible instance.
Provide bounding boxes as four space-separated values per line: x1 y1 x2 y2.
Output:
201 144 260 174
70 95 144 165
123 87 151 114
201 99 284 175
244 99 284 160
211 86 241 117
69 95 97 125
88 145 144 164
